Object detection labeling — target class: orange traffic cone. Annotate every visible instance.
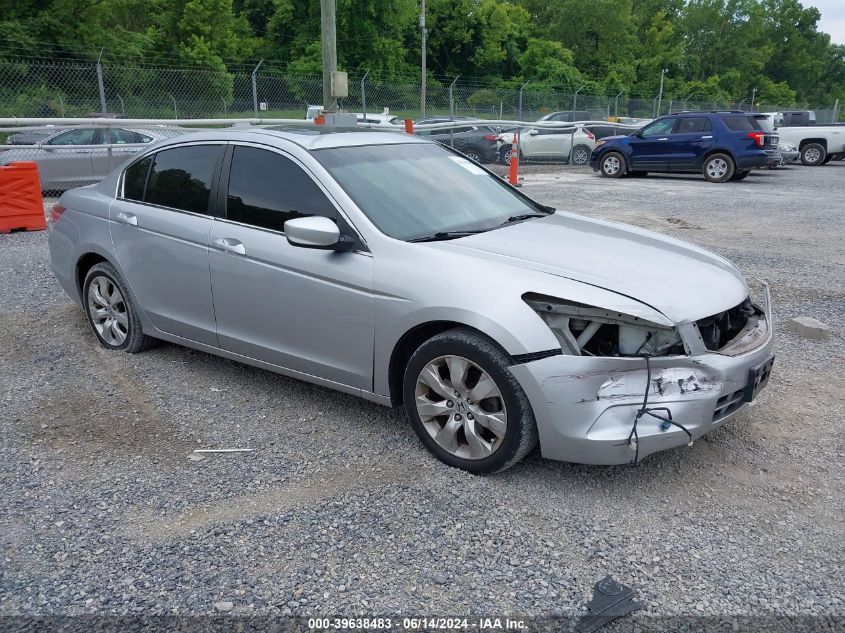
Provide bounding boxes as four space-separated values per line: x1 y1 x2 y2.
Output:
508 133 521 187
0 162 46 233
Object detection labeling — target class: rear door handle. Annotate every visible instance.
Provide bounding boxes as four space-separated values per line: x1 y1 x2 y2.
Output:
115 211 137 226
213 237 246 255
701 135 713 139
657 137 669 141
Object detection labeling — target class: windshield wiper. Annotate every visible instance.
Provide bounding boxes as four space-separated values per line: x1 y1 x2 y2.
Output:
408 230 487 243
500 213 547 226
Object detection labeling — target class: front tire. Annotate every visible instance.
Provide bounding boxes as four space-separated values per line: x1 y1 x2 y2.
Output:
599 152 626 178
83 262 156 353
702 153 735 183
801 142 826 166
403 328 538 474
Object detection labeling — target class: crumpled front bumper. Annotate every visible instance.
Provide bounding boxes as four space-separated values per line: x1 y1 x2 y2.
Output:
509 291 775 465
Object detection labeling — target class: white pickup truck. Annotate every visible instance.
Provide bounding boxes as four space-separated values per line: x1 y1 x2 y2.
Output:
757 112 845 166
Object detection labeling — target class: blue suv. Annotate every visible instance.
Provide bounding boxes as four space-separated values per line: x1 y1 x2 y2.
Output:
590 111 780 183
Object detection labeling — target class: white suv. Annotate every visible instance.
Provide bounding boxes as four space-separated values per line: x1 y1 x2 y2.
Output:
497 121 637 165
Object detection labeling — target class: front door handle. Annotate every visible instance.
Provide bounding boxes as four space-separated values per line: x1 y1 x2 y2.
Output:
213 237 246 255
701 135 713 139
115 211 137 226
657 137 669 141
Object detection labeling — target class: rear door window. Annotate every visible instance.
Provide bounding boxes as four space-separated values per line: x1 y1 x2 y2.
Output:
720 115 762 132
676 117 712 133
145 145 221 214
225 146 337 232
105 128 139 144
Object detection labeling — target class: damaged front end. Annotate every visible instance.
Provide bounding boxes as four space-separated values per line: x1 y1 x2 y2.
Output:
509 284 774 465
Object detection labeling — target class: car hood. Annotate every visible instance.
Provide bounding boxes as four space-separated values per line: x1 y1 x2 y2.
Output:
444 212 748 323
599 134 632 144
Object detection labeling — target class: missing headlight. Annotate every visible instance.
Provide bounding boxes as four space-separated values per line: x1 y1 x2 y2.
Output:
524 295 685 357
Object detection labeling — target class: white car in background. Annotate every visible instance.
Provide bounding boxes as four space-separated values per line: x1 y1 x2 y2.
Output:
497 121 638 166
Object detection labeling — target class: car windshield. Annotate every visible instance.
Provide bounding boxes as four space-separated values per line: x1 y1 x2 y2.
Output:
314 142 545 241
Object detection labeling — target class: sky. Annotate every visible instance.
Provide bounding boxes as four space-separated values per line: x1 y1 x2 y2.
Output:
808 0 845 45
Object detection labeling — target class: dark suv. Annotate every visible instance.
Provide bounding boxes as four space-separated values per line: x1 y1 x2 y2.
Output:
414 116 501 163
590 112 780 183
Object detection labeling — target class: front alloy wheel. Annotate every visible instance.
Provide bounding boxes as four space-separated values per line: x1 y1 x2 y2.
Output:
403 327 538 474
415 355 507 460
599 152 625 178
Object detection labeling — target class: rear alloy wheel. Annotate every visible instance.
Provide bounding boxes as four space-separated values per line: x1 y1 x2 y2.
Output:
83 262 156 353
501 147 521 166
730 170 751 181
462 149 482 163
571 144 591 166
403 328 538 474
599 152 626 178
801 142 826 166
702 153 735 183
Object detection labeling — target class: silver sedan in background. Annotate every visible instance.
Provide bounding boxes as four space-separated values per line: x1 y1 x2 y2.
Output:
47 128 774 473
1 126 184 190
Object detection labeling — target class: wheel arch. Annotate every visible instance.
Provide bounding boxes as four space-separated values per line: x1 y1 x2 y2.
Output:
598 147 628 166
701 148 736 163
387 321 514 407
798 138 827 150
75 252 109 295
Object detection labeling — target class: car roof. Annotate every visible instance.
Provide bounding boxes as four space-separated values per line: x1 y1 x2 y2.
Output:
146 126 427 151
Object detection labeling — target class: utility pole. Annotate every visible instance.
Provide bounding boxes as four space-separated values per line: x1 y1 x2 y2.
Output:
420 0 427 116
750 87 757 113
656 68 667 116
321 0 338 112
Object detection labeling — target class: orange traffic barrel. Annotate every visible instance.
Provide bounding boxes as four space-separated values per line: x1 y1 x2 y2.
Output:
0 162 46 233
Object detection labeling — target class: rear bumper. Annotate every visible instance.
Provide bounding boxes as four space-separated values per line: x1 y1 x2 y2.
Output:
737 151 776 169
509 291 775 465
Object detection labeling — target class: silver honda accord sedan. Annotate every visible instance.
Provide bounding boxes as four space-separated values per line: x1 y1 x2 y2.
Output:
47 127 774 473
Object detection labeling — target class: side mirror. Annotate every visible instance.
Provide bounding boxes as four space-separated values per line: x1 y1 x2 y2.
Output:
528 129 539 136
284 216 353 251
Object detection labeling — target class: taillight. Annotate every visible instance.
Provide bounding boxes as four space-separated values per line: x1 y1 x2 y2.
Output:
747 132 765 147
50 204 66 223
483 134 498 141
583 129 595 140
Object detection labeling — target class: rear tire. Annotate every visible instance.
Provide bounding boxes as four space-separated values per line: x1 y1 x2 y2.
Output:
461 148 482 163
599 152 626 178
83 262 157 353
571 144 591 166
702 153 735 183
403 328 538 474
501 147 522 166
801 142 826 166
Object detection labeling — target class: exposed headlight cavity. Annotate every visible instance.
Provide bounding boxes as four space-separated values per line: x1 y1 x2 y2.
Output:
524 294 685 357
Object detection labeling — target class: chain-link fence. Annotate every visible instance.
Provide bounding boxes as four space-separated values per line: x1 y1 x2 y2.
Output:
1 57 840 123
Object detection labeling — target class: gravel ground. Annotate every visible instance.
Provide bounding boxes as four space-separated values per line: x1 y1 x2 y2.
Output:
1 162 843 631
